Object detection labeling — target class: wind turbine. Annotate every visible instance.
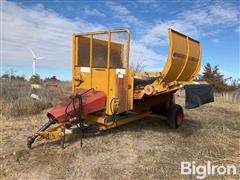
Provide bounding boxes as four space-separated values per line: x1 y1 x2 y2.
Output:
28 48 44 75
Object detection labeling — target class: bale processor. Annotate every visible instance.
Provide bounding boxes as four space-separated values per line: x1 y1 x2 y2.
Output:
27 29 213 148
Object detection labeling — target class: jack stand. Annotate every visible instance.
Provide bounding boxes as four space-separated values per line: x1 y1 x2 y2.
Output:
60 126 66 149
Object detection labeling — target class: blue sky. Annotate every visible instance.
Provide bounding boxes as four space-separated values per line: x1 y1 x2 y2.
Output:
1 0 239 80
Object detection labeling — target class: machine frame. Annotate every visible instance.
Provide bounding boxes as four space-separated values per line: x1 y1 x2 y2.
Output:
27 29 202 148
71 29 201 130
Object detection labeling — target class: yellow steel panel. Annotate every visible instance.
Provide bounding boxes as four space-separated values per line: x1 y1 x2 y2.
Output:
177 38 201 81
162 29 188 83
175 37 190 81
108 69 128 114
72 35 76 93
98 111 151 131
192 45 202 80
77 71 91 89
162 29 201 84
127 68 134 110
90 34 93 88
91 68 129 114
91 68 108 92
83 114 105 124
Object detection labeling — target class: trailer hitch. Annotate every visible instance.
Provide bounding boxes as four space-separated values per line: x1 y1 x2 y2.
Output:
27 118 56 149
27 88 96 149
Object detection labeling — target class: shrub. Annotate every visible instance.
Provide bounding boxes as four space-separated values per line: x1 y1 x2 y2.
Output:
30 74 42 84
0 98 52 117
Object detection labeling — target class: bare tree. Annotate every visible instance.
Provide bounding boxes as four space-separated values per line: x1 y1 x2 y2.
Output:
130 62 145 72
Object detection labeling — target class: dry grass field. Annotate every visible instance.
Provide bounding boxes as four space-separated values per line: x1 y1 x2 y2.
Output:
0 80 239 179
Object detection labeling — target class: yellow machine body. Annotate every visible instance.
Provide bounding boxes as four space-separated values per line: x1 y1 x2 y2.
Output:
72 30 133 115
71 29 201 131
27 29 202 148
72 29 201 119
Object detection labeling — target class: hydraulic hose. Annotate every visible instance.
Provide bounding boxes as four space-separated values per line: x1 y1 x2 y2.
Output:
64 88 93 147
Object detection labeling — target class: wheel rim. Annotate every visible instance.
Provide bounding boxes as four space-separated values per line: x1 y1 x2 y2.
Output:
176 111 183 126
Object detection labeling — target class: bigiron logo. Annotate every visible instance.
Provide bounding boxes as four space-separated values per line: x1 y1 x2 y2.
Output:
181 161 237 179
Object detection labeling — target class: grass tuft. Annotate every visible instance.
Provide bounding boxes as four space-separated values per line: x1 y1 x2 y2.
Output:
0 79 71 117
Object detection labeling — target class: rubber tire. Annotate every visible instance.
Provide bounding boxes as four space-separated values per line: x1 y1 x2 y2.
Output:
166 104 184 129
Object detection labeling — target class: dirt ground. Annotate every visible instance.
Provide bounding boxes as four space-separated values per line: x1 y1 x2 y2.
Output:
0 97 239 180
